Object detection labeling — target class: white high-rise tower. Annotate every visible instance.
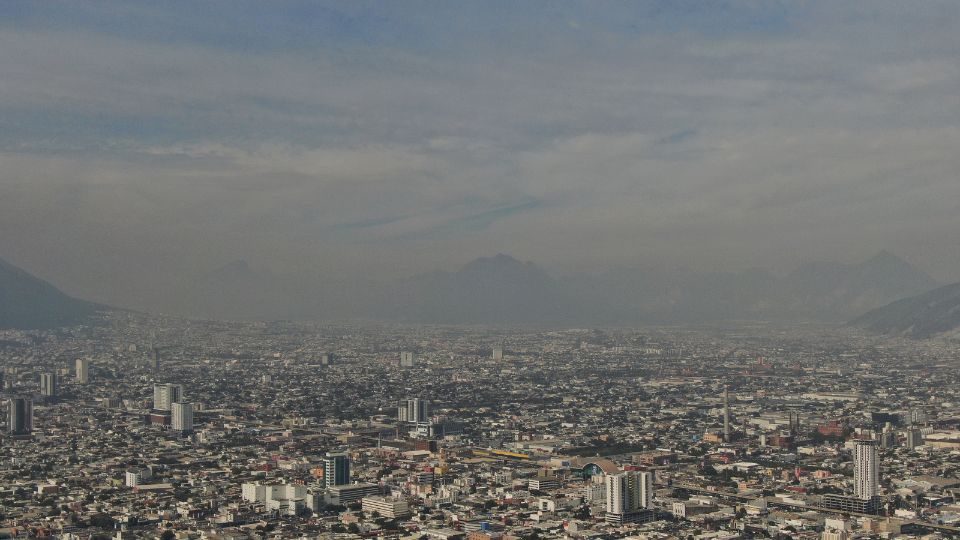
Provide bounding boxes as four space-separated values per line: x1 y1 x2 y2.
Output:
75 358 90 384
722 385 731 442
605 471 654 523
853 440 879 499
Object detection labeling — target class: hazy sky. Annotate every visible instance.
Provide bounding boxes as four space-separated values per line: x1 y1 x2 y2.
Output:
2 1 959 307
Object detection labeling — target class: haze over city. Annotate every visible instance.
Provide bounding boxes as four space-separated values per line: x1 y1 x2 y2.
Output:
1 1 960 318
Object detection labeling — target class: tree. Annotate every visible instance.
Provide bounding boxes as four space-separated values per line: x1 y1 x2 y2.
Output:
88 514 115 529
160 530 176 540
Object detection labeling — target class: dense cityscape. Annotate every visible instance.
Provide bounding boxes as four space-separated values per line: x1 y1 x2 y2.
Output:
4 3 960 540
1 313 958 539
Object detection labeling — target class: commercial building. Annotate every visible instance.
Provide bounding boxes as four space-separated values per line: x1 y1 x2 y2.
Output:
323 453 350 487
362 496 412 519
398 398 430 424
40 372 58 397
153 383 183 411
324 483 380 506
171 402 194 432
75 358 89 384
7 397 33 436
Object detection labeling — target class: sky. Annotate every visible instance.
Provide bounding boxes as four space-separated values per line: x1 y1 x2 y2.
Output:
1 1 959 309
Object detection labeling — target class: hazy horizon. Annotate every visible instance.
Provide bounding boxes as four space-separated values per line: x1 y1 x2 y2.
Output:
2 2 960 313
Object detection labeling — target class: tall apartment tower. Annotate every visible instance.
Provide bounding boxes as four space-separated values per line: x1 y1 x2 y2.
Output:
171 402 194 433
399 351 416 368
605 471 654 523
7 397 33 435
722 385 731 443
492 346 503 360
398 398 430 423
323 453 351 487
40 372 58 397
854 440 880 499
153 383 183 411
605 473 628 515
637 470 654 510
75 358 90 384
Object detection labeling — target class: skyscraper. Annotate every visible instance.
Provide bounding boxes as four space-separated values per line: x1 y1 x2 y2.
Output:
638 470 654 510
7 397 33 435
76 358 89 384
153 383 183 411
854 440 879 499
605 471 655 523
605 473 627 515
40 372 58 398
171 402 194 433
492 346 503 360
723 385 731 443
398 398 429 423
399 351 416 368
323 453 350 487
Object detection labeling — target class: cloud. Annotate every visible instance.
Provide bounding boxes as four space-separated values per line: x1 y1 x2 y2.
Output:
1 0 960 312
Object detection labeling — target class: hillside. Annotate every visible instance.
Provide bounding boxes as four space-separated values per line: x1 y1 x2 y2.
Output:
0 257 99 329
850 282 960 339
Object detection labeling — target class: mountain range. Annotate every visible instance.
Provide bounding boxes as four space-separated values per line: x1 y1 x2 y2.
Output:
849 282 960 339
0 257 99 329
170 251 941 327
0 251 951 332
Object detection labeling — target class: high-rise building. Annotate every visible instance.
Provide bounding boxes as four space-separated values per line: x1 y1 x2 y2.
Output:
638 470 654 510
40 372 58 398
492 346 503 360
7 397 33 435
905 427 923 449
75 358 90 384
320 353 335 366
171 402 194 432
398 398 429 423
854 440 879 499
399 351 416 368
323 453 350 487
153 383 183 411
605 471 655 523
722 386 731 443
151 347 161 374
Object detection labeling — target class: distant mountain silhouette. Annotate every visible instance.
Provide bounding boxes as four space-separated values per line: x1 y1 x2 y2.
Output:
386 254 572 324
180 260 296 321
850 282 960 339
777 250 939 320
557 251 937 324
97 250 942 326
0 256 99 329
365 250 937 325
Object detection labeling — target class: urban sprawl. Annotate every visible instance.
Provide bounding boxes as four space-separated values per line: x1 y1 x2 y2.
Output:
2 313 959 540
